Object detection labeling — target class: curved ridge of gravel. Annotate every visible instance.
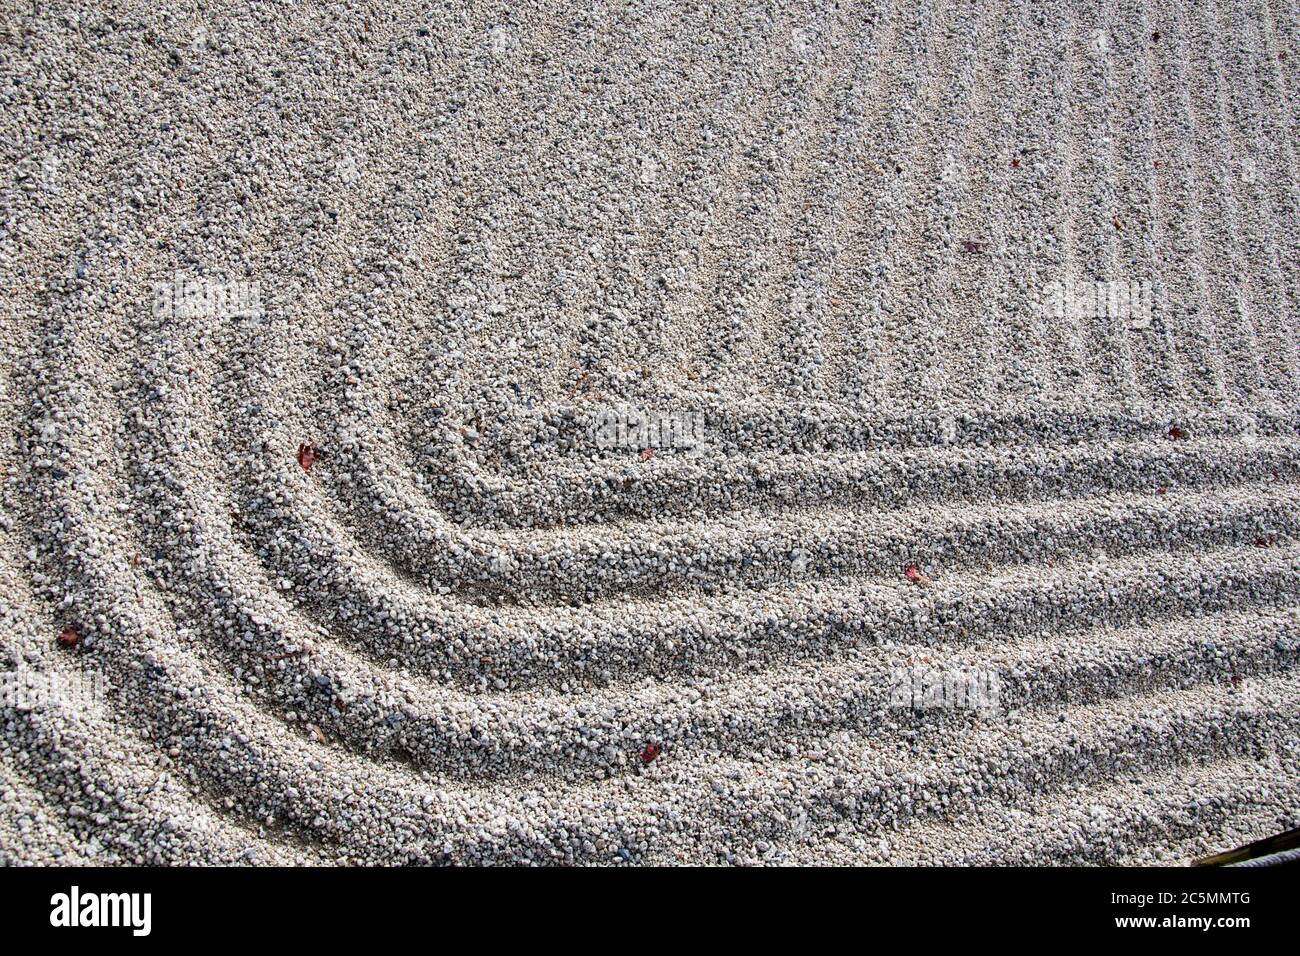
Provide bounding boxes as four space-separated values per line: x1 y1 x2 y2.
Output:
2 0 1298 864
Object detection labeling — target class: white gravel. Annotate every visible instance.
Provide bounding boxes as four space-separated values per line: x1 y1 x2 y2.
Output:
1 0 1298 865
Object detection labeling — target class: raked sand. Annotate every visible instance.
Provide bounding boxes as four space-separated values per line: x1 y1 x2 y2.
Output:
1 0 1298 864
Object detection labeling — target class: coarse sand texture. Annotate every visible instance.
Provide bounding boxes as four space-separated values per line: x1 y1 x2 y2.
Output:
1 0 1298 864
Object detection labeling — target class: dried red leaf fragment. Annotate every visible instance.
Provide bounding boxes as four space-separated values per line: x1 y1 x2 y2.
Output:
298 443 320 472
641 742 661 764
1167 425 1188 441
640 447 656 462
57 626 79 648
904 564 932 586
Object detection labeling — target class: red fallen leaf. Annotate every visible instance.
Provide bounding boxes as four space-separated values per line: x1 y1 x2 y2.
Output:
1255 534 1279 548
1230 675 1243 686
1011 157 1022 169
641 742 661 764
1157 485 1168 495
57 626 79 648
297 443 319 472
1153 159 1163 169
961 239 986 254
904 564 932 586
1167 425 1188 440
640 447 656 462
